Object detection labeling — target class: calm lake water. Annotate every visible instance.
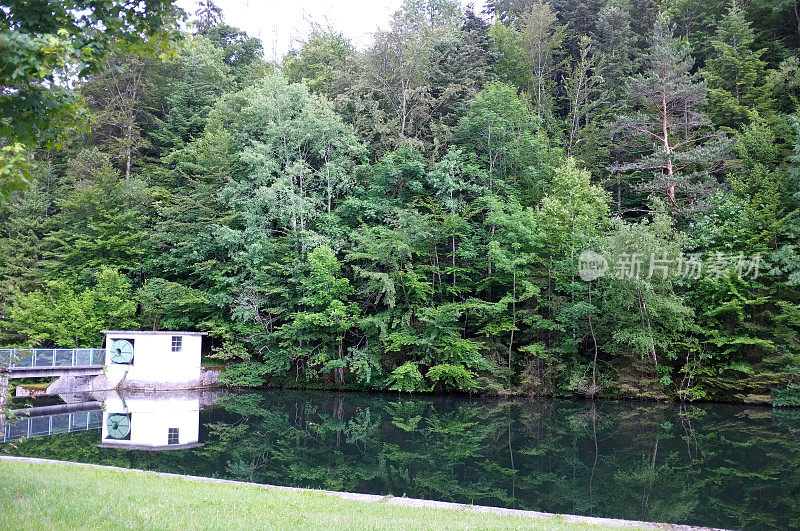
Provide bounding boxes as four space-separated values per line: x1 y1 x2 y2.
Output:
2 390 798 529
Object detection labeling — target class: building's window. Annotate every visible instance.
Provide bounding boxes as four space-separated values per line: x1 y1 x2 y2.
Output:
171 336 182 352
168 427 179 445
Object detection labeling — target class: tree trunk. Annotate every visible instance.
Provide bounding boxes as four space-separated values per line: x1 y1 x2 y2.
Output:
588 282 598 397
125 124 133 179
661 92 680 212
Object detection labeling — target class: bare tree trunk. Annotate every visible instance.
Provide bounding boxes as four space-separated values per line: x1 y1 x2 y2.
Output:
125 125 132 179
636 286 658 364
508 268 516 372
452 233 457 294
795 2 800 39
661 92 680 212
588 282 599 397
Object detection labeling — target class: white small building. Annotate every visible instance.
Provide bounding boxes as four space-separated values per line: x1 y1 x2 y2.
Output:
98 393 202 450
101 330 207 389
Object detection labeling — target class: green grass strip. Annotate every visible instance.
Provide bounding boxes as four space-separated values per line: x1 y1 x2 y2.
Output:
0 457 653 530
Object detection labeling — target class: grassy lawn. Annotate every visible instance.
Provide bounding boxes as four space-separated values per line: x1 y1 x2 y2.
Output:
0 459 637 530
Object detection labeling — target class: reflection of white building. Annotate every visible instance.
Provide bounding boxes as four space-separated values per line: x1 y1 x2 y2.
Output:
97 393 203 450
102 330 206 389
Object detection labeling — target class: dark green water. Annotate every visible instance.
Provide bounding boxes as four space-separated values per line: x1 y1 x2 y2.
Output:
3 390 799 529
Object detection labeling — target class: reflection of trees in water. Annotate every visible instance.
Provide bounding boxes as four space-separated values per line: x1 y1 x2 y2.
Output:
2 392 798 528
198 393 800 529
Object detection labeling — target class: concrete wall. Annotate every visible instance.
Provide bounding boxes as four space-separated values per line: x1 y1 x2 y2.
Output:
0 371 8 410
199 366 223 387
105 333 202 388
45 374 110 395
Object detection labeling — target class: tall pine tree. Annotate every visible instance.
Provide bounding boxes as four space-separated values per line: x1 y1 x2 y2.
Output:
614 14 727 214
706 3 772 130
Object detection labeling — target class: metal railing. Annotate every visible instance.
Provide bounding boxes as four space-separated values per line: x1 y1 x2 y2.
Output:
2 410 102 442
0 348 105 370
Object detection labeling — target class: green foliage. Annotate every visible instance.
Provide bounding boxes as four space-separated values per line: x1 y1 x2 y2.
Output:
43 148 150 278
387 362 427 392
0 143 32 201
0 162 52 293
216 362 271 387
200 23 265 87
137 278 217 331
1 0 799 402
342 0 462 156
456 81 554 203
150 35 234 152
615 14 729 214
426 363 478 391
773 385 800 407
210 340 251 362
705 4 772 130
283 25 353 98
2 267 138 347
593 0 637 100
0 1 183 199
279 245 361 382
518 1 566 131
489 22 530 92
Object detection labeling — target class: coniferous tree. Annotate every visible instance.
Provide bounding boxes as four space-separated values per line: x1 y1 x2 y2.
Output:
0 163 56 294
427 8 498 157
593 0 637 101
614 14 728 214
43 148 150 280
149 36 233 153
594 1 638 210
484 0 535 24
729 118 790 249
706 3 773 130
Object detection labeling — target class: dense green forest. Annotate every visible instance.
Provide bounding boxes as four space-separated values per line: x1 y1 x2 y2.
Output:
2 0 800 402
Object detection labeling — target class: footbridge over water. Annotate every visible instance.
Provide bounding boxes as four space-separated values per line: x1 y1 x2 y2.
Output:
1 401 102 443
0 349 106 403
0 348 105 379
